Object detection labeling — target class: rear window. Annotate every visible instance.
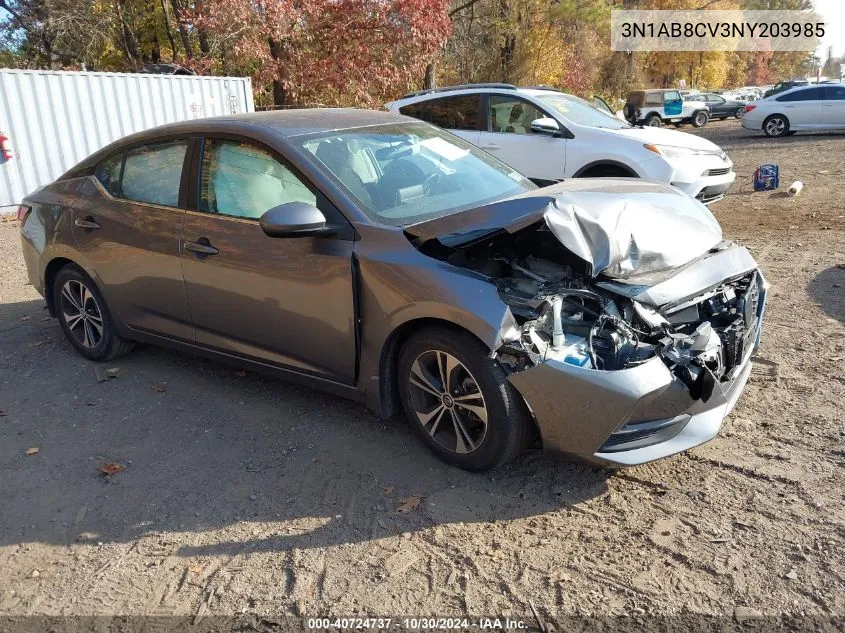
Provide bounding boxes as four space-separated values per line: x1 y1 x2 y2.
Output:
399 95 480 131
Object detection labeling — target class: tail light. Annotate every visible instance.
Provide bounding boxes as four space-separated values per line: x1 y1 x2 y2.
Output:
744 105 756 114
0 133 12 160
17 204 31 224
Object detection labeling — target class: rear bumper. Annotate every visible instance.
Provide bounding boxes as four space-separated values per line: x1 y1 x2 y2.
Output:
508 269 767 467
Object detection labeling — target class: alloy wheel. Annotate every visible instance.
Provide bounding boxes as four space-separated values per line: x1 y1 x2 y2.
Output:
408 350 488 454
766 118 785 136
60 279 104 348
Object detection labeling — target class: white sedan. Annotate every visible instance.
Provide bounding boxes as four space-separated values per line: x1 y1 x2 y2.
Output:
742 84 845 137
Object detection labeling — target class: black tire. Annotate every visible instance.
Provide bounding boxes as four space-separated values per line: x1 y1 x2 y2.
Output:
735 107 745 119
763 114 789 138
53 264 134 362
397 327 531 471
692 110 709 128
645 114 662 127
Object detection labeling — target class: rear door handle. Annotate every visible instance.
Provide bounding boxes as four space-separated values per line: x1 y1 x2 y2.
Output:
480 143 502 150
184 238 219 257
74 217 100 230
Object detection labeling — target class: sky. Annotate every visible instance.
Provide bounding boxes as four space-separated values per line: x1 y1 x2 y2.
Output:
814 0 845 59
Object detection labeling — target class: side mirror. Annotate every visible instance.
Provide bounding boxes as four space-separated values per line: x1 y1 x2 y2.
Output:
529 117 562 136
259 201 326 238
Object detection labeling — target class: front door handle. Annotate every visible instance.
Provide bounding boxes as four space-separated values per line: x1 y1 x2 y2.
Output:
184 238 219 257
74 217 100 230
480 143 502 150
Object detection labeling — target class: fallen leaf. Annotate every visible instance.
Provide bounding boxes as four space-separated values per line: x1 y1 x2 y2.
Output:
104 368 120 379
396 494 424 513
383 486 394 494
234 369 247 378
151 383 167 393
25 447 39 455
98 462 125 475
27 340 44 348
20 315 31 321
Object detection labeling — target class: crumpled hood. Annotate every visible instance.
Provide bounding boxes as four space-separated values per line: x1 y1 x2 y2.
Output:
405 179 723 279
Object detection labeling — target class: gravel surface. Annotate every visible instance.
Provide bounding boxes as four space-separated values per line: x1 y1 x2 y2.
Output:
0 120 844 627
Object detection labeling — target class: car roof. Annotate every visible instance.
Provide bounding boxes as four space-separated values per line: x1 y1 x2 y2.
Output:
151 108 411 138
387 85 569 107
59 108 415 180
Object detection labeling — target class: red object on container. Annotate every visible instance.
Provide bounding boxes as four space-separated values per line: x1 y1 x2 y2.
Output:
0 133 12 160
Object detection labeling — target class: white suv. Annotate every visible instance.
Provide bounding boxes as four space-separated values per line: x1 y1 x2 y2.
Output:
386 84 736 204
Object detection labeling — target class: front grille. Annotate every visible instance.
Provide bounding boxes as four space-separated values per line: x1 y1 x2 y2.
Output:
704 167 731 176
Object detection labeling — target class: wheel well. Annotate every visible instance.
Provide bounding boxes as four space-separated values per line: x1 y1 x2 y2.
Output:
377 318 484 418
574 162 637 178
43 257 74 317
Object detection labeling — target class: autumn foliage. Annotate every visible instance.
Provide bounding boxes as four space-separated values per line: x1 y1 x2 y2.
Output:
186 0 451 107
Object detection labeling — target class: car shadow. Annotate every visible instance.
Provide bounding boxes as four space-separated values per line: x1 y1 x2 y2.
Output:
0 298 610 556
807 265 845 324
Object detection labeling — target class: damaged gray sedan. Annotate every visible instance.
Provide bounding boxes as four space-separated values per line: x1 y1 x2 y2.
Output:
20 109 766 471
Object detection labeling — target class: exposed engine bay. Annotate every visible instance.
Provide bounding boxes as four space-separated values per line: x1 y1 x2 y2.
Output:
423 223 762 403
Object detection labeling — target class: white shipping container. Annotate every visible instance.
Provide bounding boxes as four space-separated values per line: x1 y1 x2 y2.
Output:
0 69 254 208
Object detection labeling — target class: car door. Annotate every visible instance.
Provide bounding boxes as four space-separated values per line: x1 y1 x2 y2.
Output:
476 94 565 183
397 95 481 147
71 138 194 341
179 136 357 383
821 85 845 128
775 87 825 127
706 95 728 117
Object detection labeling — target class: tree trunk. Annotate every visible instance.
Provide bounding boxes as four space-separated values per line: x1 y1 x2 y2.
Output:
424 62 436 89
268 38 287 106
160 0 179 61
170 0 193 59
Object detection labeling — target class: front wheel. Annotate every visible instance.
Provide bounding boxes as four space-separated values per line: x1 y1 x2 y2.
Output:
763 115 789 138
53 264 134 362
692 111 709 127
397 327 532 471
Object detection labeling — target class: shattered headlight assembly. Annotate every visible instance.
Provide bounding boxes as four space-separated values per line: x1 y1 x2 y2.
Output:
644 144 728 163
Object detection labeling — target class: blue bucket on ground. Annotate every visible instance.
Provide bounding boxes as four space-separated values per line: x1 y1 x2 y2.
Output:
753 164 779 191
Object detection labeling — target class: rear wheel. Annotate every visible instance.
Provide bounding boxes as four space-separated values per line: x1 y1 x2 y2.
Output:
645 114 662 127
763 114 789 138
692 110 709 128
735 107 745 119
53 264 134 362
397 327 531 471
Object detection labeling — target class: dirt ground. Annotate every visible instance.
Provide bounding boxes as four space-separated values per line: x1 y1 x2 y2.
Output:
1 120 844 630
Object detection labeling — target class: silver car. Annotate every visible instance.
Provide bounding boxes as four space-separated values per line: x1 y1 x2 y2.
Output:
19 109 767 471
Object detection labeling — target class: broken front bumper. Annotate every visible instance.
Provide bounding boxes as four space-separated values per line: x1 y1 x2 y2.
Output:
508 271 767 467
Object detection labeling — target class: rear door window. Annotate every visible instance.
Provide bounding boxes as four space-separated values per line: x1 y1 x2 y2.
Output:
120 140 188 207
399 95 481 131
777 87 825 102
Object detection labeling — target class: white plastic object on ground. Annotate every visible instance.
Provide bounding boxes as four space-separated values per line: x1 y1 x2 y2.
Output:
787 181 803 197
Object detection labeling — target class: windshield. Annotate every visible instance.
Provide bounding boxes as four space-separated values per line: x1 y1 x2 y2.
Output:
298 122 535 226
537 93 629 129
